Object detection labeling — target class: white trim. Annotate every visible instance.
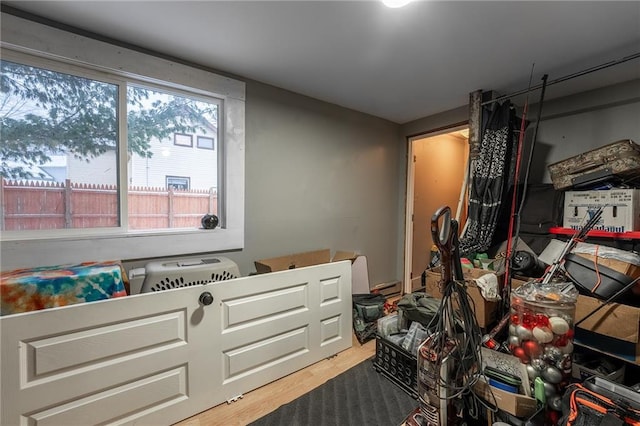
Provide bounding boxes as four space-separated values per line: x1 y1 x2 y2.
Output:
0 13 245 270
118 82 129 230
403 141 415 294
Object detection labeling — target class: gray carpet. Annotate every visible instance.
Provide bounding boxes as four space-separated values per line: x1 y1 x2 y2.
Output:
249 358 419 426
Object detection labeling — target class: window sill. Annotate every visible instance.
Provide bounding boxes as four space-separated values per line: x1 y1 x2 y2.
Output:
1 227 243 270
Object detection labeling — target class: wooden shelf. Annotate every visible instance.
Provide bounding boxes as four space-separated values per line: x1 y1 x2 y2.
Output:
549 227 640 240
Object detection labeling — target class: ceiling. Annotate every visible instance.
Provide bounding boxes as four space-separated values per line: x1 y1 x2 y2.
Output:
3 1 640 124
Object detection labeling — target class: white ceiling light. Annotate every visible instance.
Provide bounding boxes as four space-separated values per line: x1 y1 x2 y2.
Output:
382 0 412 8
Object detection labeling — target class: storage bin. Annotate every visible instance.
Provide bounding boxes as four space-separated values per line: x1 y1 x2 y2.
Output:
373 334 418 398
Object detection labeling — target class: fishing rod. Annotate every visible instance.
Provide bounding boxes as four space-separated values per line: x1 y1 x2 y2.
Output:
540 206 604 284
503 65 535 299
503 73 548 309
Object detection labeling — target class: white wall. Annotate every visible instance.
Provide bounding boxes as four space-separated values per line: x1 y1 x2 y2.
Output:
66 152 116 186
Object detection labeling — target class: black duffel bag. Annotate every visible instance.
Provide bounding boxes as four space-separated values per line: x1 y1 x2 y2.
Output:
396 292 440 328
352 293 386 344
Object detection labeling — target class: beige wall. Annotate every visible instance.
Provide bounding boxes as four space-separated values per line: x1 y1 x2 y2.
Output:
196 78 639 287
125 81 407 287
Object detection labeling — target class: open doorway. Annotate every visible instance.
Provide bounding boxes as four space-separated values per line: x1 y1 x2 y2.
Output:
404 126 470 293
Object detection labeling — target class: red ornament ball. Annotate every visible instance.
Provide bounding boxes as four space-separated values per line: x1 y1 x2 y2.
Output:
535 313 549 327
522 312 535 329
511 313 520 325
523 340 542 358
513 346 529 363
555 335 568 347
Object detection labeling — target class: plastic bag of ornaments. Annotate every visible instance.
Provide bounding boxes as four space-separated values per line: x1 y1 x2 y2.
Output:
508 281 579 412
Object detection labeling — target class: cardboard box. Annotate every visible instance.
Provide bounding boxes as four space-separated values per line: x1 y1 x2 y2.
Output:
576 253 640 279
473 377 538 418
511 276 532 290
574 294 640 364
563 189 640 232
254 249 358 274
424 267 502 328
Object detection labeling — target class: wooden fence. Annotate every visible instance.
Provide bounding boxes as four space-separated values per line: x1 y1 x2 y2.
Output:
1 179 217 231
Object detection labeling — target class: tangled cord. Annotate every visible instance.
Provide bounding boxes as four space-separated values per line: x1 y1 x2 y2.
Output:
424 277 499 419
427 278 481 395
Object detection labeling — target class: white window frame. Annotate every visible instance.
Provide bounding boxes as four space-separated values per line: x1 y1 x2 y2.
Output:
0 13 245 270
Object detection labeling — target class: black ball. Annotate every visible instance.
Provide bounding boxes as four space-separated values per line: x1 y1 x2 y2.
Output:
201 214 219 230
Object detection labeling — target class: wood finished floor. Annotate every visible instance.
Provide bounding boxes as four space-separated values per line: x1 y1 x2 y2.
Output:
174 334 376 426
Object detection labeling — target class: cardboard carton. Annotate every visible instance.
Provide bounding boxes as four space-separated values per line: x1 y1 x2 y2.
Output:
576 253 640 279
574 294 640 364
333 250 359 263
255 249 358 274
424 267 502 328
511 276 532 290
473 377 538 418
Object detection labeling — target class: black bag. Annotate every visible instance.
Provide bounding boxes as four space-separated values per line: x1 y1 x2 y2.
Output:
396 292 440 328
352 293 386 344
559 383 640 426
563 253 636 304
353 293 386 322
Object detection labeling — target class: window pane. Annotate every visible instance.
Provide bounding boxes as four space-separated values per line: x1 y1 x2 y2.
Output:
127 85 219 230
197 136 215 150
0 60 119 231
174 133 193 147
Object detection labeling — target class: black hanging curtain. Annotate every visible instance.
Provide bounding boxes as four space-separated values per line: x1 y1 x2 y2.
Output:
459 101 518 257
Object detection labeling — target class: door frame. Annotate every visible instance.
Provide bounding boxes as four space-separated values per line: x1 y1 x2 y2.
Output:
403 124 469 294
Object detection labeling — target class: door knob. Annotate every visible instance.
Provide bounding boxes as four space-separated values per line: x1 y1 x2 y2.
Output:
199 291 214 306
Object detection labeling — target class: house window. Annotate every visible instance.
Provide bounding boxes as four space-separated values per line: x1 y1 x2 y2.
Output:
174 133 193 147
166 176 190 190
0 14 245 269
1 60 220 232
1 60 120 229
197 136 215 150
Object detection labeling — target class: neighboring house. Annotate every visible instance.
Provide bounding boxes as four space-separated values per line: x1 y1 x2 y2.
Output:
128 130 218 191
13 127 218 192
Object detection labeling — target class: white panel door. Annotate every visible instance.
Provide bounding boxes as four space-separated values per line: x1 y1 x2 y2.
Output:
210 261 353 404
0 260 352 425
0 283 218 426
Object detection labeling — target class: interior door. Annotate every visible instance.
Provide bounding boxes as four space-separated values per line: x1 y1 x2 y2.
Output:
0 261 352 425
0 284 217 426
213 262 354 404
410 131 469 291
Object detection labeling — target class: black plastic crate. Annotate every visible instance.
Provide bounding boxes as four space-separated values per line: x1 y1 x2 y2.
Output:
372 334 418 398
